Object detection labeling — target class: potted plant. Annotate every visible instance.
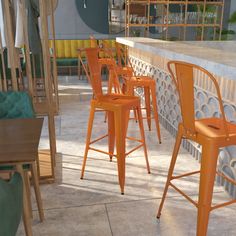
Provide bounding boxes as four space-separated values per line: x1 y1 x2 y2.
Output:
218 11 236 40
228 10 236 39
194 4 217 40
132 29 141 37
228 11 236 24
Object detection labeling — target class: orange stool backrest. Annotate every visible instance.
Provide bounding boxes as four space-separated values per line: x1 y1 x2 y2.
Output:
167 61 229 137
116 42 126 67
85 48 103 99
89 36 98 48
115 42 135 76
86 47 123 96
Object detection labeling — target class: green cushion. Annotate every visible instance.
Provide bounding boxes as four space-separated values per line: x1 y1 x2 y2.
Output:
0 91 35 119
56 58 78 67
0 173 23 236
0 164 30 171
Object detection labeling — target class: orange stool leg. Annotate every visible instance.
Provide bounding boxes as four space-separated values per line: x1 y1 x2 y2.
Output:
124 110 130 136
157 127 183 218
103 72 112 123
131 88 138 123
150 84 162 144
122 82 126 94
136 105 150 174
144 86 151 131
81 104 96 179
23 171 32 219
108 111 115 161
104 111 108 123
197 144 219 236
133 108 138 123
114 109 127 194
126 83 138 123
78 60 81 80
108 72 113 94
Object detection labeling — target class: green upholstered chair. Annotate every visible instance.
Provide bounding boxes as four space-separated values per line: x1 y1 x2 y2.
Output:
0 172 23 236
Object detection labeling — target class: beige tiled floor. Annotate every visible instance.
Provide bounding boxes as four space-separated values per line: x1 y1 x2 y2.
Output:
17 76 236 236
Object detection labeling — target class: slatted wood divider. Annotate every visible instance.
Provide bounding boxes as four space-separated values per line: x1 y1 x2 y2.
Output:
0 0 59 181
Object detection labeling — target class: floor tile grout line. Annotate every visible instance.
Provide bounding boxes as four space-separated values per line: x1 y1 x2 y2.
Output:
32 197 159 212
105 203 114 236
32 190 225 213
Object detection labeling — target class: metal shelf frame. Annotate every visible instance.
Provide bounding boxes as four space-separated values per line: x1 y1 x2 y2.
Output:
125 0 225 40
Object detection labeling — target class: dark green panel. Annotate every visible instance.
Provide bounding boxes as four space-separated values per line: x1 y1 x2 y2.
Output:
75 0 109 34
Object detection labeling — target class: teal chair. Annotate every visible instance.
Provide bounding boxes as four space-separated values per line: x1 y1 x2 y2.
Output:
0 91 44 233
0 91 35 119
0 173 23 236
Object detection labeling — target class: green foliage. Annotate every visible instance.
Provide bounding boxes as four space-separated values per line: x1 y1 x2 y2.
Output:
169 37 179 41
192 4 216 13
228 11 236 24
221 29 235 35
131 29 141 37
215 28 235 40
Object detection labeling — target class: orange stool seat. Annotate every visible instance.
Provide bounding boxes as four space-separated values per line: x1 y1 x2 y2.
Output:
195 117 236 140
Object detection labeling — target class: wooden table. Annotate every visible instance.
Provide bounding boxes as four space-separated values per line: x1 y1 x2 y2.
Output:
0 118 44 236
0 118 43 164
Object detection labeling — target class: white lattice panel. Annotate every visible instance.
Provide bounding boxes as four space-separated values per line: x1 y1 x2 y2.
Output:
130 56 236 198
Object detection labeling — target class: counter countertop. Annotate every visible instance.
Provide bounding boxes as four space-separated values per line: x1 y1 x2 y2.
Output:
116 37 236 80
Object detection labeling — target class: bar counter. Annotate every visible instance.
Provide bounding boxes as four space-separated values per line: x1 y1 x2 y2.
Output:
117 37 236 102
117 37 236 198
117 37 236 81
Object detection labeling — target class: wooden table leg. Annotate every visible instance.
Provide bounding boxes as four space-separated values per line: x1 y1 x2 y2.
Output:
16 164 32 236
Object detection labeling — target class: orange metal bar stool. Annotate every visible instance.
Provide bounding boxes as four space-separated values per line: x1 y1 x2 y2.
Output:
157 61 236 236
115 43 162 143
80 48 150 194
124 75 162 144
